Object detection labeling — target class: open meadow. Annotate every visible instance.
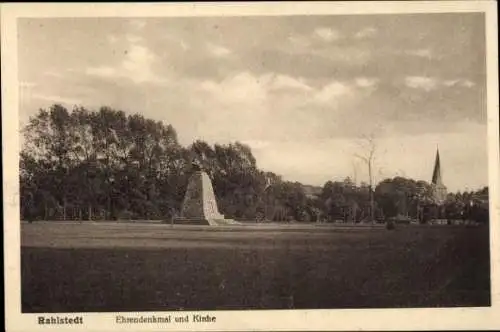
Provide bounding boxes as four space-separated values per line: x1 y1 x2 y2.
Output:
21 222 490 312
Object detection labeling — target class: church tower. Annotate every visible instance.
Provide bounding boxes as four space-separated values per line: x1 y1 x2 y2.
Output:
431 148 447 204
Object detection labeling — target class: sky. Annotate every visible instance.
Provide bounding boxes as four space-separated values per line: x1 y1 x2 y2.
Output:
17 13 488 192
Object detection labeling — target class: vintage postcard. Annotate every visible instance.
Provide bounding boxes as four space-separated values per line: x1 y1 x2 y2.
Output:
2 2 499 331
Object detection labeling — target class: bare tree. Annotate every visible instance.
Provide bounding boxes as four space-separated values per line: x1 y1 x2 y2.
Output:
351 159 359 185
353 133 377 223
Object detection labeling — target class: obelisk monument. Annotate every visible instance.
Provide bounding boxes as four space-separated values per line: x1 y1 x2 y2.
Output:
174 163 235 225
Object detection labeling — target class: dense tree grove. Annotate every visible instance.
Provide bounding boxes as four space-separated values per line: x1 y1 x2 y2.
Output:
20 104 489 224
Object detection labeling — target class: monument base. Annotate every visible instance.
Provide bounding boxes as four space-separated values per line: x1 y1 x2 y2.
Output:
172 217 239 226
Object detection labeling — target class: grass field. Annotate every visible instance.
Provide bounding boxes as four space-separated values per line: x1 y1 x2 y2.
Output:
21 222 490 312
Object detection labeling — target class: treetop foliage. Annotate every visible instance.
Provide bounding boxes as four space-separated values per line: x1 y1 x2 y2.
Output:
20 104 489 224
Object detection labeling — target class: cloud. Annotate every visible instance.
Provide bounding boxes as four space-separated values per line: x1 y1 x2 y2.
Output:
314 81 352 104
314 46 372 67
126 34 143 44
20 81 37 89
197 73 370 142
355 27 377 39
207 43 232 58
43 70 64 78
191 72 361 144
355 77 379 88
270 74 312 92
288 35 310 48
461 80 476 88
194 72 273 142
200 72 313 104
107 34 119 44
86 35 164 84
240 140 271 150
122 44 158 82
180 40 190 51
443 79 476 88
86 66 116 78
200 72 268 105
405 76 477 91
404 76 438 91
406 48 434 59
32 93 81 105
163 34 190 51
129 19 146 30
314 27 340 42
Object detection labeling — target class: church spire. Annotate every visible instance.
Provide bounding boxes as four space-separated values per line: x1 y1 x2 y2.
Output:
431 148 443 185
431 147 447 204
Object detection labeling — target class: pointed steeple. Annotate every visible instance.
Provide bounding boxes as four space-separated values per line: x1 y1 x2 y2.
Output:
430 147 447 204
431 148 443 185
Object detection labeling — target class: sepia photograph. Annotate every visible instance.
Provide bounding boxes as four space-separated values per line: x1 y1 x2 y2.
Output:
2 2 499 331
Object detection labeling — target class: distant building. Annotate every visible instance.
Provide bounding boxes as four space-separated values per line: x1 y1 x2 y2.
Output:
302 184 322 199
431 148 447 204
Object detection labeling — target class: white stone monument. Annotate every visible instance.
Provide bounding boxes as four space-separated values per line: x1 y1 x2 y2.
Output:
174 164 236 225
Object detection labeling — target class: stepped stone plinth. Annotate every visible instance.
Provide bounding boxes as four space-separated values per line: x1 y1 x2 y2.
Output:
173 170 236 226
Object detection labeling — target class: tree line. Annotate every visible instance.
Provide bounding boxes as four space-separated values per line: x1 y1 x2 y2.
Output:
20 104 489 224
